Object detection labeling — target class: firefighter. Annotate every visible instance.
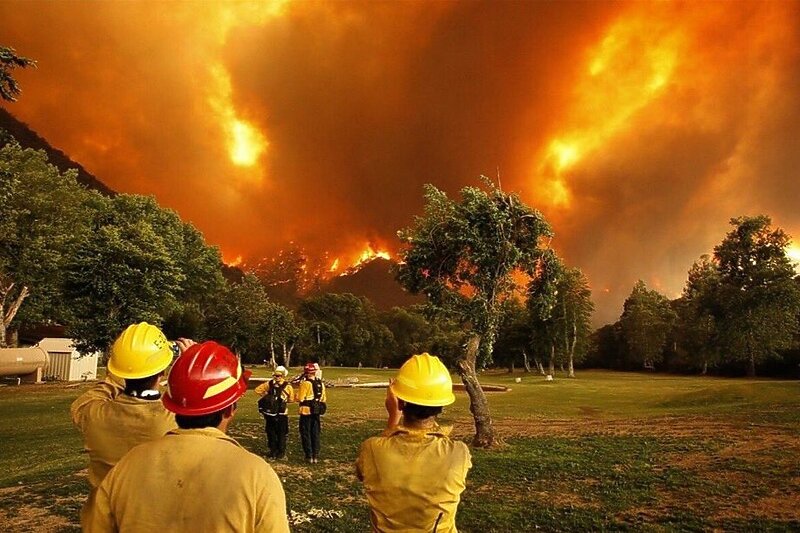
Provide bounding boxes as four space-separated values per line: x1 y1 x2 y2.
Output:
88 341 290 532
355 353 472 532
296 362 326 463
255 365 294 459
71 322 184 528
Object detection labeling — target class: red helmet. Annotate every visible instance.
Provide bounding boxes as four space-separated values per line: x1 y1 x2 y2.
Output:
304 362 318 374
162 341 251 416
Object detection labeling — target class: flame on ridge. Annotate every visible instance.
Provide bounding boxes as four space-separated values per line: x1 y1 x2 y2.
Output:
327 244 392 275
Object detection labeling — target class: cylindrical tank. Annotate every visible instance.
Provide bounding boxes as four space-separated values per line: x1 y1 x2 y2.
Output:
0 347 49 377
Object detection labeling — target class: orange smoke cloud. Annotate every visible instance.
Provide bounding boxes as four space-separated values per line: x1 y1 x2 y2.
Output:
2 1 799 323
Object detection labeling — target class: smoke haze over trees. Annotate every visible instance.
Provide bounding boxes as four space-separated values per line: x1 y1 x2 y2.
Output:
3 2 800 323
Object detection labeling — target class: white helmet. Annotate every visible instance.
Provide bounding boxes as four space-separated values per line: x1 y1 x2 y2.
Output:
273 366 288 377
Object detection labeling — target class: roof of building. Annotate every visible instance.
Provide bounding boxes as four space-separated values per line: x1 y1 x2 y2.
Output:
36 338 77 353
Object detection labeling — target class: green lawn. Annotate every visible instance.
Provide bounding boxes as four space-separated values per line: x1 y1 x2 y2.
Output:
1 368 799 532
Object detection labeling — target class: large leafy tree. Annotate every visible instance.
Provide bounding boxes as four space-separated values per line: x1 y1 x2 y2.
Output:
620 280 676 369
556 267 594 377
204 275 271 363
676 255 721 374
64 197 184 352
64 194 224 353
713 216 800 376
0 143 96 346
527 252 564 376
396 181 552 447
0 46 35 102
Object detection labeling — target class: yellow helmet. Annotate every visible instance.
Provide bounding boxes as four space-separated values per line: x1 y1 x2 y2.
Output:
390 353 455 407
108 322 173 379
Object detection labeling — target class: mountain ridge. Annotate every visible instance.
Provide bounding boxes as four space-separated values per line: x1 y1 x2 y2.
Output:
0 106 115 195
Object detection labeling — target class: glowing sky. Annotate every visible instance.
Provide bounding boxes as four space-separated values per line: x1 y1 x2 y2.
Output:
2 0 799 323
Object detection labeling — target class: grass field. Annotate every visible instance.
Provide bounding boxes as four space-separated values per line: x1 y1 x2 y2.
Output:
1 368 799 532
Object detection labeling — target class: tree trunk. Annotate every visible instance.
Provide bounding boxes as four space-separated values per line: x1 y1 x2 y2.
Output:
286 343 294 369
7 328 18 348
457 334 495 448
701 360 708 375
568 322 577 378
269 334 277 368
0 284 29 348
748 354 756 378
522 349 531 373
507 360 515 373
548 344 555 377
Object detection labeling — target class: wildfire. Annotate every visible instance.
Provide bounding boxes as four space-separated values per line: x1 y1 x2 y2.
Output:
203 2 288 171
208 66 268 169
354 246 391 266
533 7 684 208
325 244 392 275
226 254 243 267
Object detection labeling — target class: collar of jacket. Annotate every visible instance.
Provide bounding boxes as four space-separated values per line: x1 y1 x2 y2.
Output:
125 389 161 400
166 427 242 447
384 422 453 438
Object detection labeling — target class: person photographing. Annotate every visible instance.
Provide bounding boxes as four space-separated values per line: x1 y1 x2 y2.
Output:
356 353 472 532
71 323 188 528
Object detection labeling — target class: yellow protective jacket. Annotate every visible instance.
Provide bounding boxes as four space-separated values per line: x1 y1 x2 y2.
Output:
88 427 290 533
296 378 326 416
355 423 472 533
254 379 294 415
70 374 175 525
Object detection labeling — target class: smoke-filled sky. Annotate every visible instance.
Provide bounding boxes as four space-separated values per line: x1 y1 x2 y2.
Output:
2 0 800 324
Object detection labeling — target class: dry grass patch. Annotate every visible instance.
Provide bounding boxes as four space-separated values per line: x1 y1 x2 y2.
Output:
0 504 72 533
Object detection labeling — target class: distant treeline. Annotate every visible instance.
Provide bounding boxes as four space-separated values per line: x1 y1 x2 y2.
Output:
3 133 798 378
582 216 800 378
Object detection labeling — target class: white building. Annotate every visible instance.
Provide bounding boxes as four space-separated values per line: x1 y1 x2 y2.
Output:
38 338 100 382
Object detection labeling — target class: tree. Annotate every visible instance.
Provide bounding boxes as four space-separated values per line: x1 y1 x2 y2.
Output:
264 302 300 368
64 200 184 353
619 280 676 369
713 216 800 376
396 181 553 447
556 267 594 377
204 275 271 363
0 143 96 346
64 193 225 353
493 299 532 373
526 251 564 377
1 47 35 102
676 255 721 374
298 320 342 366
297 293 393 367
381 305 465 368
